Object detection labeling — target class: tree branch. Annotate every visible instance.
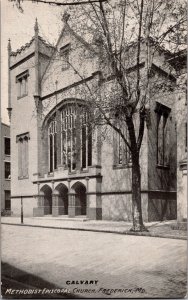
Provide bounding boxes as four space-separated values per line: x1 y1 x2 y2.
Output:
10 0 108 7
135 0 144 106
137 108 145 150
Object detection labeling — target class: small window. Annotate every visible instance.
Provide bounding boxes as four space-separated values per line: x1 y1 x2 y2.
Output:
5 190 11 210
5 162 11 179
4 137 10 155
16 70 29 98
60 44 70 70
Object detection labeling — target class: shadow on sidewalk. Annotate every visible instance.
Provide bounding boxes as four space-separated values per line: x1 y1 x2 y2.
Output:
1 262 80 299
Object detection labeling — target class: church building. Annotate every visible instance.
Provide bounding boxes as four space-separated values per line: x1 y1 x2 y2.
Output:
8 17 178 222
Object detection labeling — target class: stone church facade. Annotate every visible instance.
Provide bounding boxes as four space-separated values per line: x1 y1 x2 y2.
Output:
8 18 178 222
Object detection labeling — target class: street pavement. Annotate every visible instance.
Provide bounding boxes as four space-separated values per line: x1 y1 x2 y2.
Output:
1 216 187 239
1 224 187 298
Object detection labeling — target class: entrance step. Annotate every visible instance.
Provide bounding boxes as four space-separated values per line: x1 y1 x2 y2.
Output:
171 221 187 231
33 215 89 222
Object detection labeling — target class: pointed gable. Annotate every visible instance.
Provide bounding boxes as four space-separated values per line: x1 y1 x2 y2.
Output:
41 21 98 99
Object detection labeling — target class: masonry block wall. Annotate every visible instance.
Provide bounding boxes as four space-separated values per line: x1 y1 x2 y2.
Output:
1 123 11 211
176 71 187 221
147 77 177 221
9 29 54 216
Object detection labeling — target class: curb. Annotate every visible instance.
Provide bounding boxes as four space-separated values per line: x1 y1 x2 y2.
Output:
2 222 187 240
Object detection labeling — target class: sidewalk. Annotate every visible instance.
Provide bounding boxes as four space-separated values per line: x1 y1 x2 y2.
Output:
1 216 187 240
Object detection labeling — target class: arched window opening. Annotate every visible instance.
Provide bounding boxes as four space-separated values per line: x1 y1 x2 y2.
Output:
61 103 92 172
47 102 92 173
48 120 57 172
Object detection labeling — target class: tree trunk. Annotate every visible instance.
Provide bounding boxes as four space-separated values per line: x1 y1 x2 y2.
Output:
130 155 148 232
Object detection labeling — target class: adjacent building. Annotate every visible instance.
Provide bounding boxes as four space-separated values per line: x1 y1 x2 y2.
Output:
169 49 187 222
8 18 182 221
1 122 11 213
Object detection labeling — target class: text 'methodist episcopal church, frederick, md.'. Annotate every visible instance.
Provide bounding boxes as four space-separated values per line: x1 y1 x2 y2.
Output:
7 17 187 222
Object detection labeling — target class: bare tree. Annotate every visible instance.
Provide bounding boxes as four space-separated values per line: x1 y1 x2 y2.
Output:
9 0 107 13
52 0 186 231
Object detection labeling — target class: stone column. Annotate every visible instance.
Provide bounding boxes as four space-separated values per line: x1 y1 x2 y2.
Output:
52 192 65 217
87 176 102 220
86 177 90 218
178 158 187 222
68 179 73 217
68 190 77 217
33 182 45 216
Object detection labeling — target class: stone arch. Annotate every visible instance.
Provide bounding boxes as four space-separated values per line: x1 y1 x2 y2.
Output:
54 183 68 215
41 98 88 132
41 98 93 175
40 184 52 215
71 182 87 215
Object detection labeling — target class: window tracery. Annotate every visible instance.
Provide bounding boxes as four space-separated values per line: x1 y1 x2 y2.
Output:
48 103 92 173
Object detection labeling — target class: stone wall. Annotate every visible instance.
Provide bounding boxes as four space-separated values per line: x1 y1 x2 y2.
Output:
1 123 11 210
176 72 187 221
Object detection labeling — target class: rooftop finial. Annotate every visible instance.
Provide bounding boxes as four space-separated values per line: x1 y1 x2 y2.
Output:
61 11 70 23
8 38 11 52
34 18 39 33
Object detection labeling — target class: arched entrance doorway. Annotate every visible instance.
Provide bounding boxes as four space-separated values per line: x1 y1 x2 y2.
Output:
72 182 87 215
40 185 52 215
54 183 68 215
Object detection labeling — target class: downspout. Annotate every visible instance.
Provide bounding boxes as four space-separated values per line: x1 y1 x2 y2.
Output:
7 39 12 123
33 18 42 177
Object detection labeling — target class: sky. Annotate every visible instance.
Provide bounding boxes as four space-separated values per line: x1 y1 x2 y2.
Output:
1 0 63 124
